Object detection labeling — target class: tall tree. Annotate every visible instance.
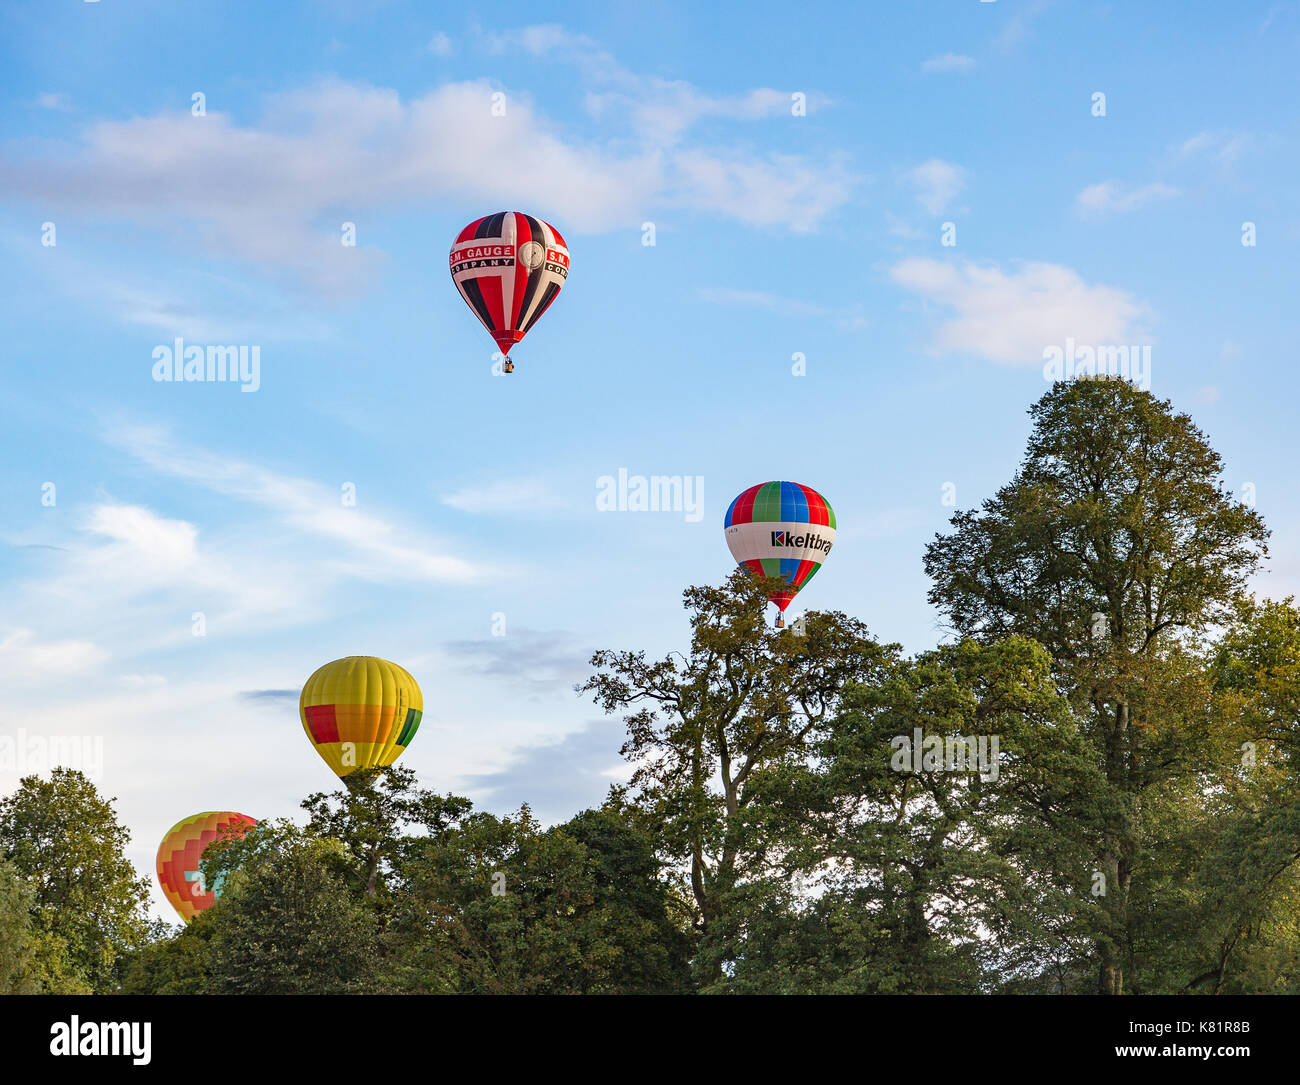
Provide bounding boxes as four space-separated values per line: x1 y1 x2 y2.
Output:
298 766 470 908
923 379 1268 993
714 636 1101 993
0 768 151 991
581 568 890 981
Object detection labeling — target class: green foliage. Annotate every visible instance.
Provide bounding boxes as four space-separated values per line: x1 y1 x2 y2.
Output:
10 383 1300 997
0 768 151 992
298 766 471 913
204 828 384 994
117 917 212 995
390 804 693 993
0 857 38 993
581 566 892 959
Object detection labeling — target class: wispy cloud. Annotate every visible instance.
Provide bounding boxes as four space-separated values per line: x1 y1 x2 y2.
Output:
1 55 853 294
440 479 569 515
903 158 967 216
458 717 628 822
1179 130 1252 166
34 92 73 111
890 258 1150 365
238 688 299 703
1075 180 1180 217
994 0 1049 50
0 629 107 679
484 23 829 143
697 287 867 329
109 423 490 584
921 53 975 74
441 628 591 698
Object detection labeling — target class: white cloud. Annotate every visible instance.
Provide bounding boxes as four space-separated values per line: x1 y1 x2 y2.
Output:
88 504 198 569
34 92 73 111
904 158 966 216
921 53 975 74
671 149 853 233
1179 130 1251 166
482 21 824 143
0 629 107 677
483 24 624 81
441 479 565 514
1075 180 1179 217
120 674 168 688
1 66 851 296
428 31 454 56
109 424 489 584
889 258 1150 365
994 0 1049 50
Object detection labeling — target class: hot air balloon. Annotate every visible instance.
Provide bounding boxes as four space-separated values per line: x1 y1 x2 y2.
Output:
156 811 257 923
449 211 569 372
299 656 423 778
724 481 837 627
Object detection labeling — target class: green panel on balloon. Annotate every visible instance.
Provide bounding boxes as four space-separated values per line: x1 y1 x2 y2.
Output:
753 483 784 522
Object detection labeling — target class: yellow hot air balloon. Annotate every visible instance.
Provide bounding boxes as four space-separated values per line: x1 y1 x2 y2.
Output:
299 656 423 777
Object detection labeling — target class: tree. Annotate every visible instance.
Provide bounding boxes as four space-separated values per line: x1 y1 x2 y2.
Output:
117 917 213 995
0 857 38 993
714 636 1100 993
391 804 693 994
298 766 471 911
204 823 384 994
580 568 891 977
923 380 1269 993
1163 595 1300 994
0 768 152 991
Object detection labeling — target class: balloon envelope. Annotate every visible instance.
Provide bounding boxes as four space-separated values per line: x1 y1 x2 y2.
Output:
156 811 257 923
450 211 569 362
724 481 837 613
299 655 424 777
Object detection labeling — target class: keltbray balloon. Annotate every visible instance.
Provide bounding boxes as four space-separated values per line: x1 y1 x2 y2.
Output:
299 656 423 777
450 211 569 373
156 811 257 923
724 481 837 627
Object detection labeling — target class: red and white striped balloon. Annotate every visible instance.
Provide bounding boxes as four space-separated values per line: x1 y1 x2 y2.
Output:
449 211 570 369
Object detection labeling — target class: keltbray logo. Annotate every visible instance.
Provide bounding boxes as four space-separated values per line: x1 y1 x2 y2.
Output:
770 530 832 554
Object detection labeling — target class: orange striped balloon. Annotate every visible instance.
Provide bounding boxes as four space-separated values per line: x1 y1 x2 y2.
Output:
299 656 424 777
156 811 257 923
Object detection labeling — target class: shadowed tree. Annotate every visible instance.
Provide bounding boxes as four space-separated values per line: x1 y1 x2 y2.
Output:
580 567 891 981
298 766 471 911
923 380 1268 993
204 824 383 994
391 804 693 993
713 636 1103 993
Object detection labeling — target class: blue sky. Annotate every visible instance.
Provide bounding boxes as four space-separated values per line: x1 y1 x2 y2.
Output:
1 0 1298 920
